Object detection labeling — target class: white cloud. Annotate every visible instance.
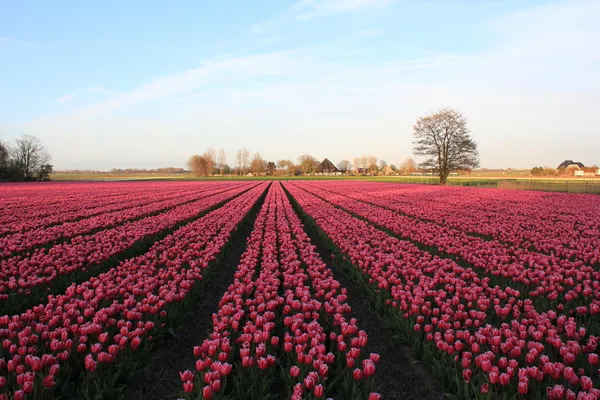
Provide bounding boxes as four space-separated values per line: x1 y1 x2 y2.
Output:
68 51 306 118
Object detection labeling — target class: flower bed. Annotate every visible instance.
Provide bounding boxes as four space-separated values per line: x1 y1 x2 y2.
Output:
284 182 600 399
182 183 379 400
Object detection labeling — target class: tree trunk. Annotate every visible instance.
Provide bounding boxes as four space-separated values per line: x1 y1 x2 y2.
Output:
439 171 449 185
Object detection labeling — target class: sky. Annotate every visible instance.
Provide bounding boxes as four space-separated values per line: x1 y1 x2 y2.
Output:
1 0 599 170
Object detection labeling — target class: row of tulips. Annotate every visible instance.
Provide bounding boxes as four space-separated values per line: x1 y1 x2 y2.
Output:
0 181 223 236
283 182 600 399
0 182 268 400
0 182 258 316
182 182 380 400
0 181 159 211
293 182 600 316
0 182 243 257
304 182 600 265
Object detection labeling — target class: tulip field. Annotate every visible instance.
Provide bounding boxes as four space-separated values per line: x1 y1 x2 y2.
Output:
1 181 600 399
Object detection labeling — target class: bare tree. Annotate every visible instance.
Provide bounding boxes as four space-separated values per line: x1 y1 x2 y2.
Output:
378 160 387 170
241 148 250 175
359 155 368 170
235 148 250 175
352 157 361 172
399 158 417 175
34 149 52 180
9 135 52 180
0 140 8 170
277 159 296 176
337 159 351 173
297 154 318 175
217 148 227 175
250 152 266 175
205 148 216 176
367 156 378 174
236 149 243 175
0 140 12 180
187 154 210 177
413 108 479 184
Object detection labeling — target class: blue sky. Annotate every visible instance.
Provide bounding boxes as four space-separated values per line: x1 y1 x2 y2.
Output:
1 0 599 170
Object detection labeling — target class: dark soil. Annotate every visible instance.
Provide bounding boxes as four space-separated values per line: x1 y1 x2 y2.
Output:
285 187 444 400
124 188 268 400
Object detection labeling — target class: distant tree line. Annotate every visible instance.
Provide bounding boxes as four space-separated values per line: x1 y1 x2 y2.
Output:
0 135 53 182
530 166 558 176
186 147 423 178
185 108 481 184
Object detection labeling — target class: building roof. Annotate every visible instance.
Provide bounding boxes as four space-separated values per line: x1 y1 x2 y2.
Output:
316 158 339 173
557 160 585 169
381 165 396 175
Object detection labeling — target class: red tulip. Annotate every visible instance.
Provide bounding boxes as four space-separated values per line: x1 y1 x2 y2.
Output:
518 380 528 395
353 368 363 380
314 384 324 398
42 375 56 389
210 379 221 393
290 366 300 378
462 369 472 383
183 381 193 393
202 385 213 399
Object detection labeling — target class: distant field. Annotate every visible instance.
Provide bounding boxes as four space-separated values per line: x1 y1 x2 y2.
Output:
50 172 600 193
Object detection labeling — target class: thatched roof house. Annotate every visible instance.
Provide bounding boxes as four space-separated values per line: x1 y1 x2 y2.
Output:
381 165 396 176
557 160 585 170
315 158 341 175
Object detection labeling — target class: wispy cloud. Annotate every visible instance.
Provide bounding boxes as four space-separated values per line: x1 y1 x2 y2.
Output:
57 93 75 103
82 86 112 95
294 0 398 20
70 51 303 118
0 36 35 46
55 87 113 104
355 28 382 38
253 0 397 33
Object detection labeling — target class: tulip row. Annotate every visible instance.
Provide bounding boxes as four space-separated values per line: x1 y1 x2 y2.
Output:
0 182 258 315
0 181 223 236
182 182 380 400
0 182 268 400
0 182 244 257
283 182 600 399
303 181 600 266
293 182 600 316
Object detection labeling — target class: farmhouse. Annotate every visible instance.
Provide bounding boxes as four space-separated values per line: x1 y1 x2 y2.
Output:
557 160 585 170
315 158 341 176
381 165 397 176
556 160 588 176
